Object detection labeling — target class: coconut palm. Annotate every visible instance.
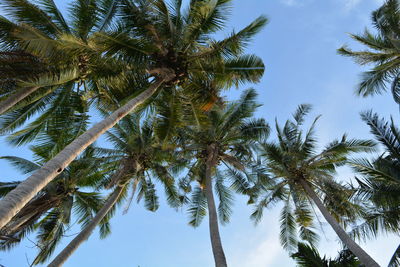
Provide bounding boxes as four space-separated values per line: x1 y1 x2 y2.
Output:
291 242 361 267
349 110 400 267
338 0 400 105
0 146 107 265
178 88 269 267
47 113 181 266
0 0 267 229
0 0 137 150
0 0 124 115
250 104 379 267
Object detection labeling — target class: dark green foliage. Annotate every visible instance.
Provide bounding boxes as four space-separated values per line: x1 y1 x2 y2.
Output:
0 141 106 264
291 243 361 267
95 113 181 214
339 0 400 104
349 110 400 266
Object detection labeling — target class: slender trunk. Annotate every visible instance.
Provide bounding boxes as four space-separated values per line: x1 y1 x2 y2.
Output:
299 179 380 267
48 186 124 267
0 79 166 229
204 144 228 267
388 243 400 267
0 87 39 115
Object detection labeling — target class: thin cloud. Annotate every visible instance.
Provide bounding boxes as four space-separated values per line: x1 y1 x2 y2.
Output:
280 0 299 6
280 0 314 7
343 0 362 11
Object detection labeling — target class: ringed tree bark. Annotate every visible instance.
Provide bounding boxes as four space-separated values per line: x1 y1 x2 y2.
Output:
0 69 175 229
299 179 380 267
204 143 228 267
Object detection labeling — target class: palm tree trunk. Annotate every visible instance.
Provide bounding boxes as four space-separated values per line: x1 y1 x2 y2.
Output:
204 144 228 267
48 186 124 267
388 243 400 267
0 78 168 229
299 179 380 267
0 87 40 115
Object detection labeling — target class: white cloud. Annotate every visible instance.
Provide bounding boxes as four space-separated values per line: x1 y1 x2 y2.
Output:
280 0 299 6
279 0 314 8
235 230 283 267
343 0 362 11
229 208 294 267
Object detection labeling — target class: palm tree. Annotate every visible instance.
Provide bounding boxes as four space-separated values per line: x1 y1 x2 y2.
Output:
291 242 361 267
178 88 269 267
349 110 400 267
0 146 107 265
338 0 400 105
0 0 267 229
0 0 123 115
47 113 181 266
251 104 380 267
0 0 136 149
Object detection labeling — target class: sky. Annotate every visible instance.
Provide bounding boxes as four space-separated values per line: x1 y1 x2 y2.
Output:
1 0 400 266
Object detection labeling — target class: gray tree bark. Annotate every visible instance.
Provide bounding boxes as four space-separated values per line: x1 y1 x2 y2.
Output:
0 86 39 115
204 144 228 267
0 77 169 229
299 179 380 267
47 186 124 267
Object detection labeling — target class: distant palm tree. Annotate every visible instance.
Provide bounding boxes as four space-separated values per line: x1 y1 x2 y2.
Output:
0 146 106 265
48 114 181 267
179 88 269 267
251 104 379 267
349 110 400 267
0 0 267 230
338 0 400 106
291 242 361 267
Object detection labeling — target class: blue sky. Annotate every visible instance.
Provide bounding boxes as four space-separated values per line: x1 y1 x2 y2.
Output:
1 0 400 266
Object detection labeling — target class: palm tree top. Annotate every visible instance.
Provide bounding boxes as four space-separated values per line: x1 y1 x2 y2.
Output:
251 104 377 251
338 0 400 103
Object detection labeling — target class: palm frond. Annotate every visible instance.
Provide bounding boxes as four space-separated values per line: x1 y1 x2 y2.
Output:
188 186 207 227
215 171 233 224
280 197 297 252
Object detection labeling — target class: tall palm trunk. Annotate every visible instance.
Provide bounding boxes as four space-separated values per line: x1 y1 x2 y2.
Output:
0 86 40 115
48 186 124 267
204 144 228 267
0 76 171 229
299 179 380 267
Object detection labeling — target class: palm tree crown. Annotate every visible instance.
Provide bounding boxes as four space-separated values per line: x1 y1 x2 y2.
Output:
349 110 400 266
338 0 400 105
250 104 379 266
178 88 269 267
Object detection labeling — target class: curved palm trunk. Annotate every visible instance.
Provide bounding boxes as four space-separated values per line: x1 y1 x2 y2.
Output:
388 243 400 267
0 87 40 115
0 78 168 229
48 186 124 267
205 144 228 267
299 179 380 267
